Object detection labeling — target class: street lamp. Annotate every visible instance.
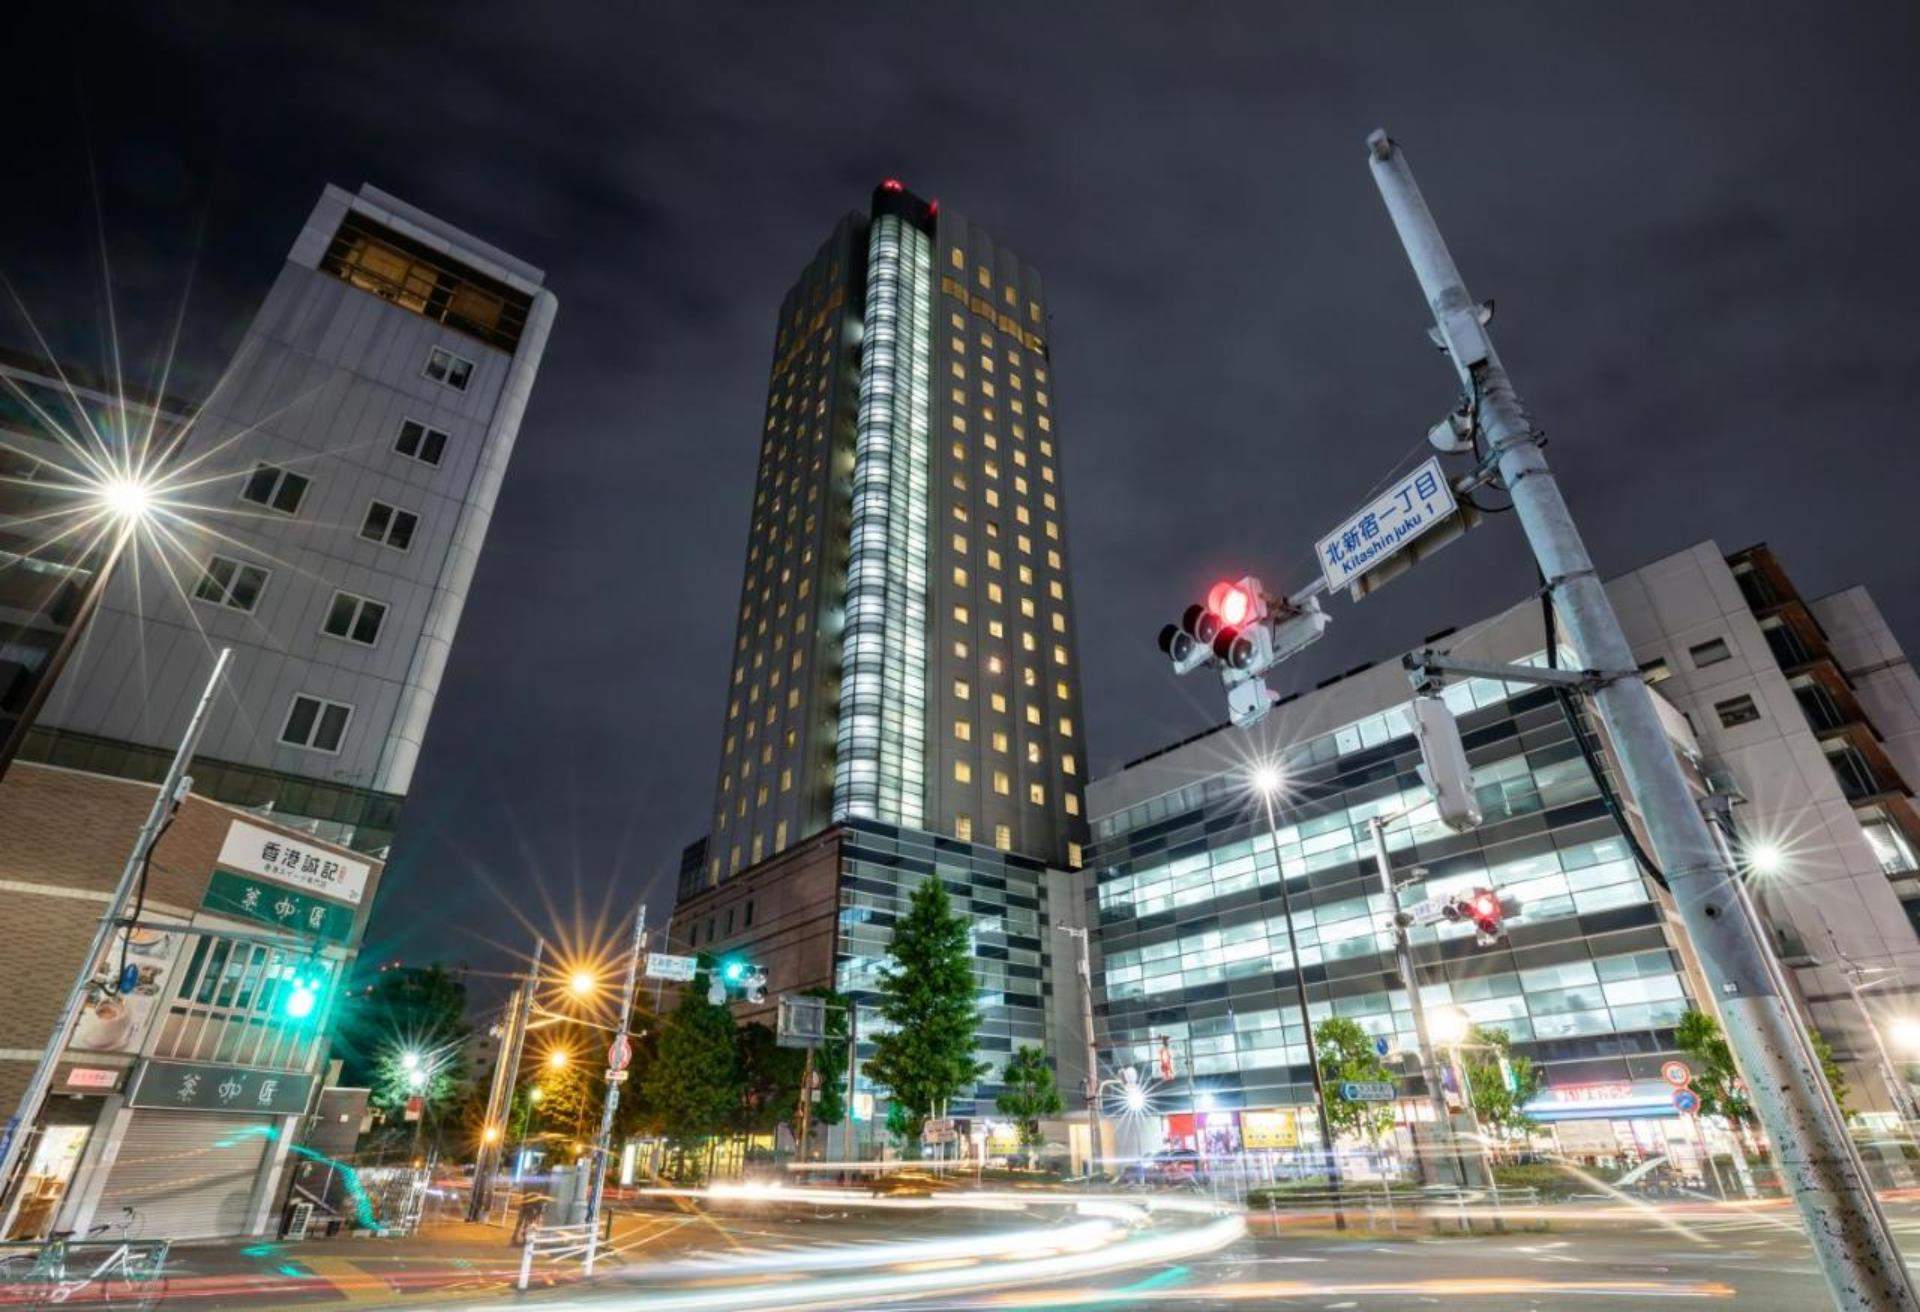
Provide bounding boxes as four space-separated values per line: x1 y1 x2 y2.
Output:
1746 843 1785 878
548 1048 570 1070
1889 1019 1920 1055
569 969 598 998
1428 1005 1470 1047
1251 762 1345 1227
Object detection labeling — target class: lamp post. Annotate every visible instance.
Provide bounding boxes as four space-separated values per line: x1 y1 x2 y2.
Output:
1054 925 1103 1176
1252 765 1345 1229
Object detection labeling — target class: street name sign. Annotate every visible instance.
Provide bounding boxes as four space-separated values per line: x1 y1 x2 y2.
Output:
1316 456 1461 598
644 952 698 982
1340 1080 1396 1102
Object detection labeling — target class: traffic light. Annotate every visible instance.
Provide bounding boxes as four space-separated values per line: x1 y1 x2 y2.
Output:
1443 887 1507 946
280 963 327 1022
711 955 766 1004
1156 577 1331 728
742 966 768 1005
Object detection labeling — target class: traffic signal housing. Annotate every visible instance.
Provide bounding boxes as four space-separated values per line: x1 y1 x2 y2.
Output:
1156 577 1331 728
1443 887 1508 946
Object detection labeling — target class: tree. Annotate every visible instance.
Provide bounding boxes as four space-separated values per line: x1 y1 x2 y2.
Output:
331 964 472 1143
528 1054 599 1163
1314 1018 1395 1144
641 967 740 1170
1459 1026 1540 1141
864 877 986 1154
735 1021 807 1135
995 1046 1065 1165
1672 1007 1851 1128
804 989 851 1135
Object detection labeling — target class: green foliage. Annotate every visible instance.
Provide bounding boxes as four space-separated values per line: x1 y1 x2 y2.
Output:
864 878 986 1152
1314 1018 1395 1141
735 1021 807 1134
1459 1025 1540 1135
805 989 851 1129
333 964 471 1119
528 1055 599 1162
1673 1008 1749 1124
641 968 741 1148
1812 1028 1851 1118
995 1046 1065 1159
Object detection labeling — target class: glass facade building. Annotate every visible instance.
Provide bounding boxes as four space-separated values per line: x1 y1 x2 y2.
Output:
1087 659 1701 1142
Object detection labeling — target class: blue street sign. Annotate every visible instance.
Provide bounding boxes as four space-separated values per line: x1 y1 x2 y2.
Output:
1340 1080 1396 1103
1672 1088 1701 1116
1373 1035 1391 1058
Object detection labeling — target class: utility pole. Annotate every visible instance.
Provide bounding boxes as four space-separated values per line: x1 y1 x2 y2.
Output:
1368 129 1915 1312
1257 782 1345 1228
1056 926 1104 1176
1366 816 1470 1188
468 943 539 1222
585 903 645 1232
0 647 230 1194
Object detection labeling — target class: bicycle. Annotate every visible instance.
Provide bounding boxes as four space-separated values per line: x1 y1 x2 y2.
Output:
0 1209 169 1308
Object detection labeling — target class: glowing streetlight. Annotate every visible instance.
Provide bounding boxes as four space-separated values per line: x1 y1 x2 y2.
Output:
482 1125 502 1144
97 477 156 523
548 1049 570 1070
568 969 598 998
400 1050 422 1073
1889 1019 1920 1055
1251 762 1285 798
1428 1006 1471 1047
1122 1084 1147 1113
406 1068 427 1092
528 1086 545 1103
1747 843 1785 877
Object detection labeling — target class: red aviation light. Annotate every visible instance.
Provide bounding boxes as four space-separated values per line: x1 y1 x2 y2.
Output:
880 178 905 191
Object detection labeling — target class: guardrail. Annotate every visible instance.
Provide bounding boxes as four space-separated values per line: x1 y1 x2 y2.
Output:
1254 1184 1543 1233
516 1215 614 1289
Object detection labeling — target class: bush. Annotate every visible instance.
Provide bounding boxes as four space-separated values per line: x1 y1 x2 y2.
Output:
1492 1162 1621 1197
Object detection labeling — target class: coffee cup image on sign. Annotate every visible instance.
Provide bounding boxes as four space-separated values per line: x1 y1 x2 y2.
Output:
75 993 133 1049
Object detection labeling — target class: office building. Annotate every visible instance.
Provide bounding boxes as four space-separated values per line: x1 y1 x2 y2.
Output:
0 184 554 1237
1083 541 1920 1168
671 183 1089 1135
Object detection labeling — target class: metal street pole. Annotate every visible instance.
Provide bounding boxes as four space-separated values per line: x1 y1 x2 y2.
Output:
1368 128 1915 1312
1367 816 1469 1188
586 902 646 1231
1259 786 1346 1228
1057 926 1104 1176
468 981 525 1222
0 525 133 788
1839 963 1920 1134
846 999 861 1164
503 941 545 1187
0 645 230 1193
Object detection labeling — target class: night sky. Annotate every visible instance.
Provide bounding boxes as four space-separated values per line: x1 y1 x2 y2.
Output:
7 3 1918 986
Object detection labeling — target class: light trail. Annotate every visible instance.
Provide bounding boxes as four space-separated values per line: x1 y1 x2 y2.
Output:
458 1188 1244 1312
971 1276 1739 1304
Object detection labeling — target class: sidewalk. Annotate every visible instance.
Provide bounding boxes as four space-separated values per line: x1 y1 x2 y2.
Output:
125 1219 575 1308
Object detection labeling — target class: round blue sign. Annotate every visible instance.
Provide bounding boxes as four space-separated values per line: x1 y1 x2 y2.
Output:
1672 1088 1700 1115
118 963 141 995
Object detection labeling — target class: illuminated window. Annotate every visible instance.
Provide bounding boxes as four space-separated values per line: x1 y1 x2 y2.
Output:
1061 753 1077 775
955 760 973 784
1026 741 1043 765
984 459 999 480
988 618 1005 639
992 730 1009 753
1023 666 1037 687
953 566 969 587
954 639 969 658
955 679 971 701
1026 704 1042 726
1019 564 1034 585
993 771 1011 796
951 441 965 461
977 266 990 289
996 824 1013 851
991 692 1008 713
953 472 968 491
988 582 1004 604
1049 580 1064 600
952 532 968 553
951 414 966 432
1028 783 1045 806
1022 632 1037 653
1047 550 1063 570
987 655 1004 674
951 248 964 269
987 549 1003 571
776 820 789 847
955 719 972 741
955 813 973 841
1053 645 1069 666
1020 597 1036 618
985 488 1000 508
1051 612 1066 633
1055 680 1070 699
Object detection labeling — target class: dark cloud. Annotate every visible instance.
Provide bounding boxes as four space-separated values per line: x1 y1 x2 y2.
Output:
5 1 1917 983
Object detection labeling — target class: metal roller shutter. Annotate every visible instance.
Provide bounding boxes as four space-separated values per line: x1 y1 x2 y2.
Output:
94 1112 270 1240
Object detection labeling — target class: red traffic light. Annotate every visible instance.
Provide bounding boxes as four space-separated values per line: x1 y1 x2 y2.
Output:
1471 892 1499 920
1207 581 1253 626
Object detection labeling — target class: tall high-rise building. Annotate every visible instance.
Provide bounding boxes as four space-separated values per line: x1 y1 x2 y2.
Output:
701 182 1087 884
672 184 1090 1138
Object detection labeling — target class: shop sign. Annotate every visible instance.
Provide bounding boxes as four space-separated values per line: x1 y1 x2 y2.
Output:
201 870 356 944
1340 1081 1396 1102
217 819 370 905
72 926 187 1055
1241 1109 1299 1150
63 1067 121 1091
127 1059 315 1115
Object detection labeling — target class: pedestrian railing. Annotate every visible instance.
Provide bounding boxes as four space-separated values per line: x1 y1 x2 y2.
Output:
1254 1184 1542 1233
516 1215 613 1289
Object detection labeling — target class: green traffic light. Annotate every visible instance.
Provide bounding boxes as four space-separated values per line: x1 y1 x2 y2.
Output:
721 957 749 983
